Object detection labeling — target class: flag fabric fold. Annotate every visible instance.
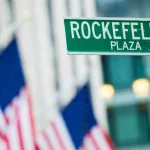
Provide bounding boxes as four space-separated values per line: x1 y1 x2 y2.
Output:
0 38 36 150
37 83 115 150
0 35 115 150
36 110 76 150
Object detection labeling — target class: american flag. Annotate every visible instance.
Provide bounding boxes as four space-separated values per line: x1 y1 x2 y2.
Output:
0 39 36 150
36 111 75 150
36 84 115 150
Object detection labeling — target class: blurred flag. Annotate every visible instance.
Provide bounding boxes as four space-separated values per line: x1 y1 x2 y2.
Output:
63 83 115 150
0 39 36 150
37 0 115 149
37 83 115 150
36 110 75 150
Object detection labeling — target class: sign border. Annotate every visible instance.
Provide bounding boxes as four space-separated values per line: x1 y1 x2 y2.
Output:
67 52 150 55
64 17 150 55
64 17 150 21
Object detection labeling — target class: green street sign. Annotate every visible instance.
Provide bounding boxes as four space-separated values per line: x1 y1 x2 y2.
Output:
64 18 150 55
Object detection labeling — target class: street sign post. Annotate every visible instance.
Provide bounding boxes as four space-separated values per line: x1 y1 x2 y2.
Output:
64 18 150 55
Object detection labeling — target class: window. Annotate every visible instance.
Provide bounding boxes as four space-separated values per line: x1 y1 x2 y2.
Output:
102 56 146 90
107 102 150 147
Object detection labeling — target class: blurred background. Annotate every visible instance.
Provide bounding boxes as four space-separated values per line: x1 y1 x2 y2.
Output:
1 0 150 150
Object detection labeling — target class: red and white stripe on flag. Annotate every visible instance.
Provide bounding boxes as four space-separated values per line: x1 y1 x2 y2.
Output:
0 130 9 150
0 86 36 150
36 111 75 150
80 126 115 150
0 103 9 150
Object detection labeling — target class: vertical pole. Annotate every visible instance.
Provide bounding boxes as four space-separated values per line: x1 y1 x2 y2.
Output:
68 0 89 87
1 0 10 29
50 0 76 107
32 0 57 124
13 0 43 131
0 0 14 49
83 0 109 130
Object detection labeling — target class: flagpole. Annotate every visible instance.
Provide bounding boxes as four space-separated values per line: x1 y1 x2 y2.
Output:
83 0 109 131
68 0 89 88
0 0 11 30
50 0 76 107
12 0 43 131
31 0 58 125
0 0 17 52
